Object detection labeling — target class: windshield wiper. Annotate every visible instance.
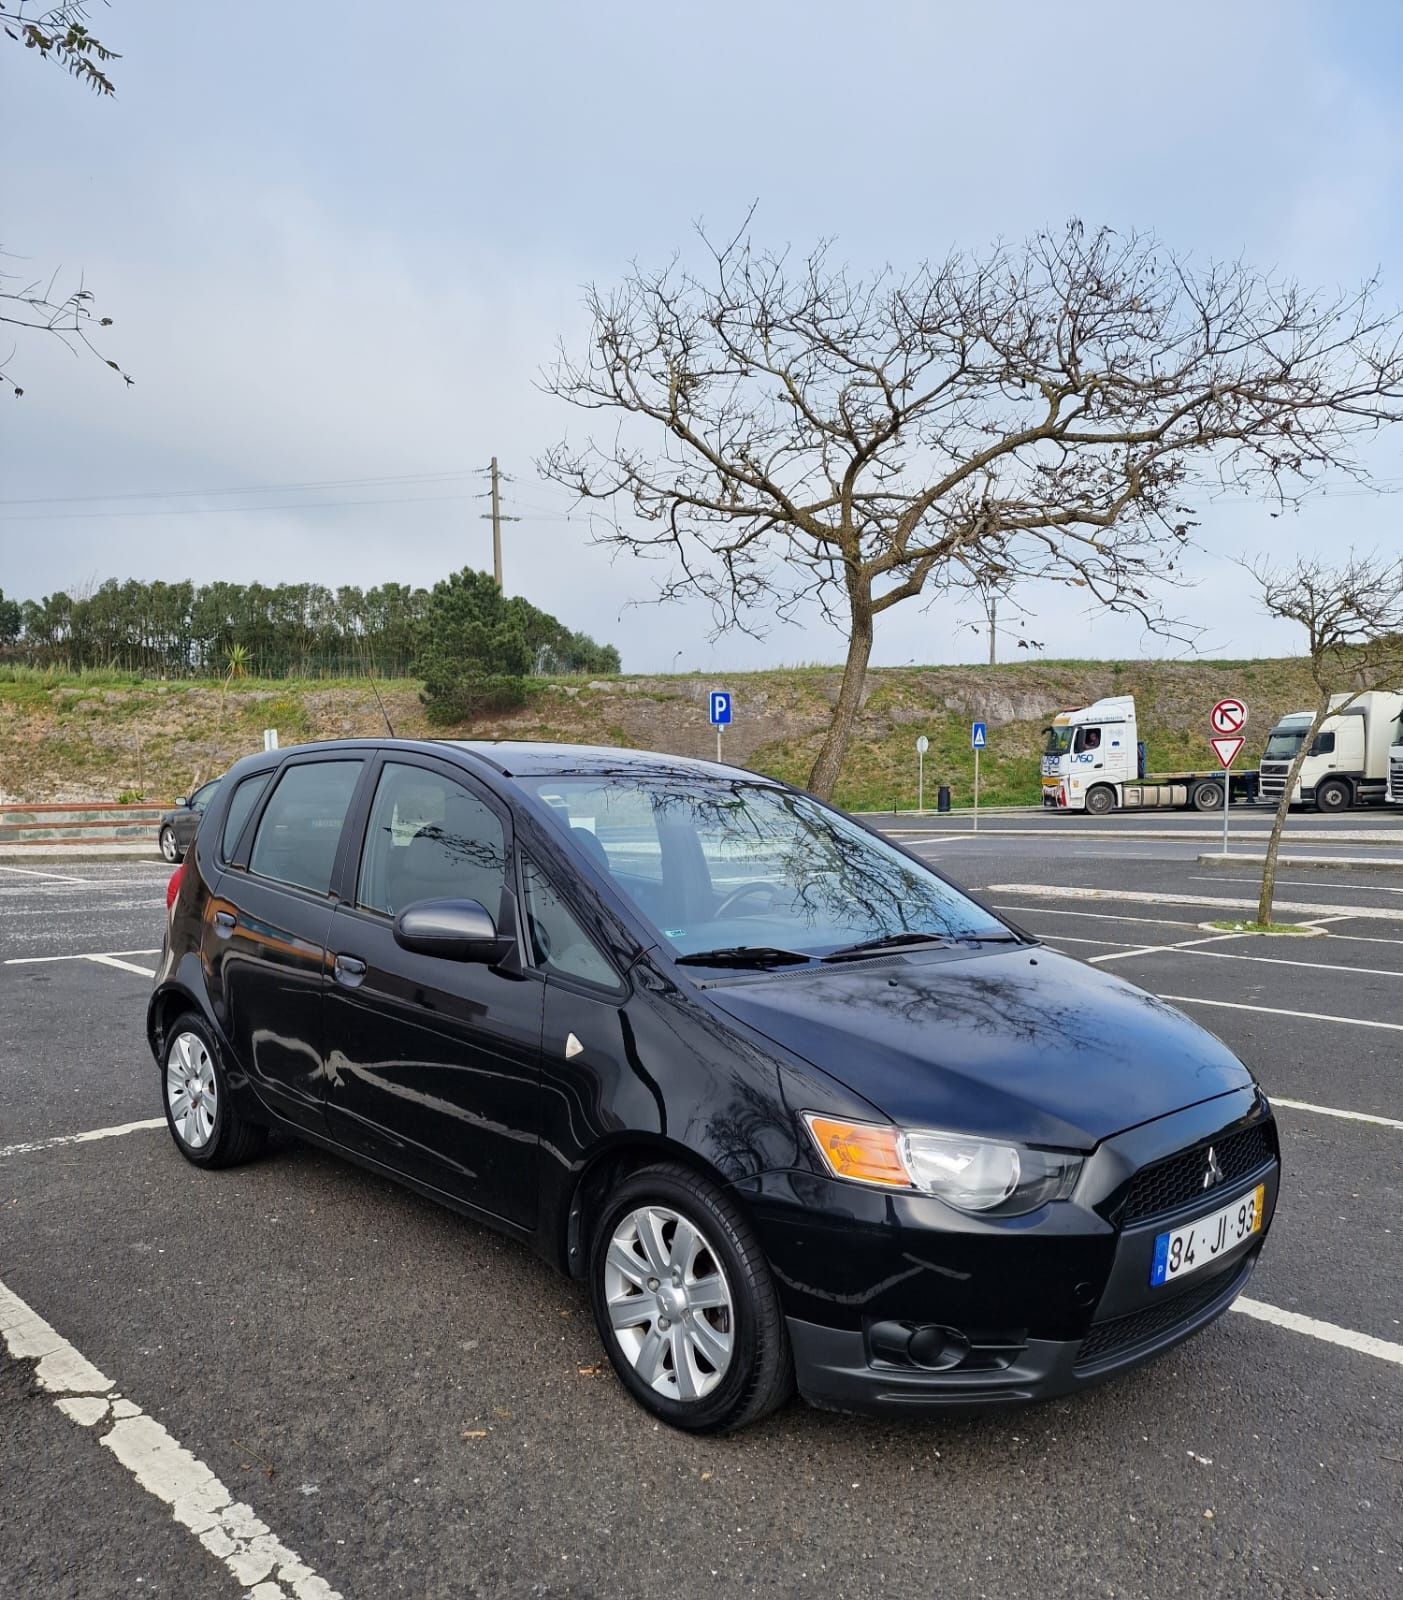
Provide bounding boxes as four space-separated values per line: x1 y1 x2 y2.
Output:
676 945 814 969
823 932 955 962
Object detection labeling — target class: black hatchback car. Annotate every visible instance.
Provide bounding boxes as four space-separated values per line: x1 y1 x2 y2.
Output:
149 739 1279 1432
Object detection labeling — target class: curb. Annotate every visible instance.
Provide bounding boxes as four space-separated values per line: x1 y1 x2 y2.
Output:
1195 852 1403 872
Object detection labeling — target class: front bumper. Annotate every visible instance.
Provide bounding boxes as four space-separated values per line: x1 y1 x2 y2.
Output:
739 1087 1278 1415
789 1247 1260 1413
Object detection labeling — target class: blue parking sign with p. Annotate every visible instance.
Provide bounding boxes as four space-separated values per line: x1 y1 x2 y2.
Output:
971 721 987 749
710 691 732 727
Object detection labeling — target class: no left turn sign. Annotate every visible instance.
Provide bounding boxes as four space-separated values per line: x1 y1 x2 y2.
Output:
1210 697 1248 735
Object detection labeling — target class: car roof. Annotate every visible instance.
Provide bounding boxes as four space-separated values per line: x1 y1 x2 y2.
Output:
231 737 775 786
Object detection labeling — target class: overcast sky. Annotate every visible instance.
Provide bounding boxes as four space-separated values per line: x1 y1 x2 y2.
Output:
4 0 1403 672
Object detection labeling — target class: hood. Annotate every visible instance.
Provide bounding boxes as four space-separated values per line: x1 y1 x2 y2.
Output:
705 945 1253 1148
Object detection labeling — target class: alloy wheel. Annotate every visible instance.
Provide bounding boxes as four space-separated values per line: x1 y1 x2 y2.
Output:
166 1030 218 1150
603 1204 734 1402
160 827 178 863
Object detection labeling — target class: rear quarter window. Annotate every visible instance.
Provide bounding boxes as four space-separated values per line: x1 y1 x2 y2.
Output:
221 772 273 861
248 760 364 894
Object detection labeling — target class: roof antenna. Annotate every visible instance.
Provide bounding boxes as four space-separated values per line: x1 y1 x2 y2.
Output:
369 676 397 739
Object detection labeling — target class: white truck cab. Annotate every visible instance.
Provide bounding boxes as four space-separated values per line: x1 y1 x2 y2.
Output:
1259 690 1403 812
1389 709 1403 805
1041 694 1252 815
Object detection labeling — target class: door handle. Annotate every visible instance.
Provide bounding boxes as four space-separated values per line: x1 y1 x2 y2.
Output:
333 953 367 988
213 910 237 936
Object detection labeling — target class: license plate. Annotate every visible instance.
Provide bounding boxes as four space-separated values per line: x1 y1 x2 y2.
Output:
1150 1183 1264 1287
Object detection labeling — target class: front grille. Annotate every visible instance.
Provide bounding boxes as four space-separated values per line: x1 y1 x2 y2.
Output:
1075 1258 1250 1369
1390 757 1403 802
1258 760 1289 798
1122 1122 1275 1226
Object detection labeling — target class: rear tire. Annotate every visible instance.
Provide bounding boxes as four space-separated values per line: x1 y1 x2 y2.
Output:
588 1161 793 1434
162 1013 266 1169
1084 785 1116 817
159 826 180 863
1191 780 1222 813
1314 778 1352 814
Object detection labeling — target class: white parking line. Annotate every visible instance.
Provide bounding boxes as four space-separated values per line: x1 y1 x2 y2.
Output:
985 884 1403 924
1157 994 1403 1032
84 954 158 978
0 862 85 882
0 1277 341 1598
0 1119 165 1160
994 904 1202 930
1231 1297 1403 1367
3 948 160 965
1271 1098 1403 1130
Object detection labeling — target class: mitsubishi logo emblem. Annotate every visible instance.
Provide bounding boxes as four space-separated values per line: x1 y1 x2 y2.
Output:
1202 1146 1224 1189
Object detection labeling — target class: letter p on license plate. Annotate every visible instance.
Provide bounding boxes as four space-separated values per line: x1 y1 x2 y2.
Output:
1150 1184 1265 1287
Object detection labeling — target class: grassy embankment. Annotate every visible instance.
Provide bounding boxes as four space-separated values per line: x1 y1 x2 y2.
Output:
0 656 1324 808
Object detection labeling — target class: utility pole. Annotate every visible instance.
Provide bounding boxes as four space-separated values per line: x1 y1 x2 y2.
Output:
479 457 519 590
988 591 997 666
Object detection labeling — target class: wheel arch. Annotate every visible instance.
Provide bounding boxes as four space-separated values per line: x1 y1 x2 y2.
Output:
558 1134 742 1280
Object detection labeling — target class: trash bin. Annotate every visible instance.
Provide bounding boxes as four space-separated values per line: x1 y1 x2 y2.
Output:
937 785 951 813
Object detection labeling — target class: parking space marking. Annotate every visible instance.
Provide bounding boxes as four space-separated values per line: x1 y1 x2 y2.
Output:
1085 939 1403 978
1157 994 1403 1032
83 953 158 978
0 1119 165 1161
4 948 161 966
1272 1098 1403 1130
994 904 1202 929
1231 1297 1403 1367
985 883 1403 923
0 863 86 882
0 1276 341 1599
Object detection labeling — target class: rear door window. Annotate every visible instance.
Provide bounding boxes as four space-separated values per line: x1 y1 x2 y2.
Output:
249 760 364 894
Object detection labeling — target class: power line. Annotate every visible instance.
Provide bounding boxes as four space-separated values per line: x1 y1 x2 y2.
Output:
0 468 479 508
0 491 480 522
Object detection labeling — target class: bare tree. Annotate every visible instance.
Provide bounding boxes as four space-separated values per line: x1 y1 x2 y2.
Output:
1248 551 1403 924
542 218 1403 798
2 2 127 395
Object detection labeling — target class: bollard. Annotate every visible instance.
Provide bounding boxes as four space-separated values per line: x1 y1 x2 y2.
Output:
937 784 951 813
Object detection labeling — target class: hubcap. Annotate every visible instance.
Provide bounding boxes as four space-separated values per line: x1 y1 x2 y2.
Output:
603 1205 734 1402
166 1031 217 1150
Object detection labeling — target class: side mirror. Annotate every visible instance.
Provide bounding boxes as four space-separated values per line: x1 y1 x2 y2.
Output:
175 796 188 809
393 898 511 964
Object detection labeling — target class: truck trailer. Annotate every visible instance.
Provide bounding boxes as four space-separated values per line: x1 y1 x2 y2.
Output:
1259 690 1403 811
1040 695 1258 815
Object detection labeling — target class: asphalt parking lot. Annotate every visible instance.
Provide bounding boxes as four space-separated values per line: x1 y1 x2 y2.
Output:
2 812 1400 1600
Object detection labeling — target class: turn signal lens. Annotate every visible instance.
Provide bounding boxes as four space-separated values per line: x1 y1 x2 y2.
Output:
803 1115 910 1189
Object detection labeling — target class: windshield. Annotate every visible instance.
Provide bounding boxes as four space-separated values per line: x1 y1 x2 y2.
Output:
1263 727 1306 761
522 775 1009 959
1041 726 1073 757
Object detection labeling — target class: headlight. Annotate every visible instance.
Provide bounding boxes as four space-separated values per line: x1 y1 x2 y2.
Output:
804 1114 1082 1216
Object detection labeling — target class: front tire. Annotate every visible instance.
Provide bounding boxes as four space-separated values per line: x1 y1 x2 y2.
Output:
1084 785 1116 817
162 1014 266 1168
588 1162 793 1433
159 826 180 863
1314 778 1352 813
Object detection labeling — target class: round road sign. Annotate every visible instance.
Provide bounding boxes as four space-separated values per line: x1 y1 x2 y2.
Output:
915 735 929 754
1210 697 1248 736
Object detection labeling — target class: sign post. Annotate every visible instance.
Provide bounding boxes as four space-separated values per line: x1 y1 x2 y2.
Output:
916 735 929 812
971 721 987 833
1209 699 1248 856
709 690 732 763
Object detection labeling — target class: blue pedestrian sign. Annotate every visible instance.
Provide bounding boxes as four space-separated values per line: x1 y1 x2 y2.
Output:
971 721 988 750
709 691 733 727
